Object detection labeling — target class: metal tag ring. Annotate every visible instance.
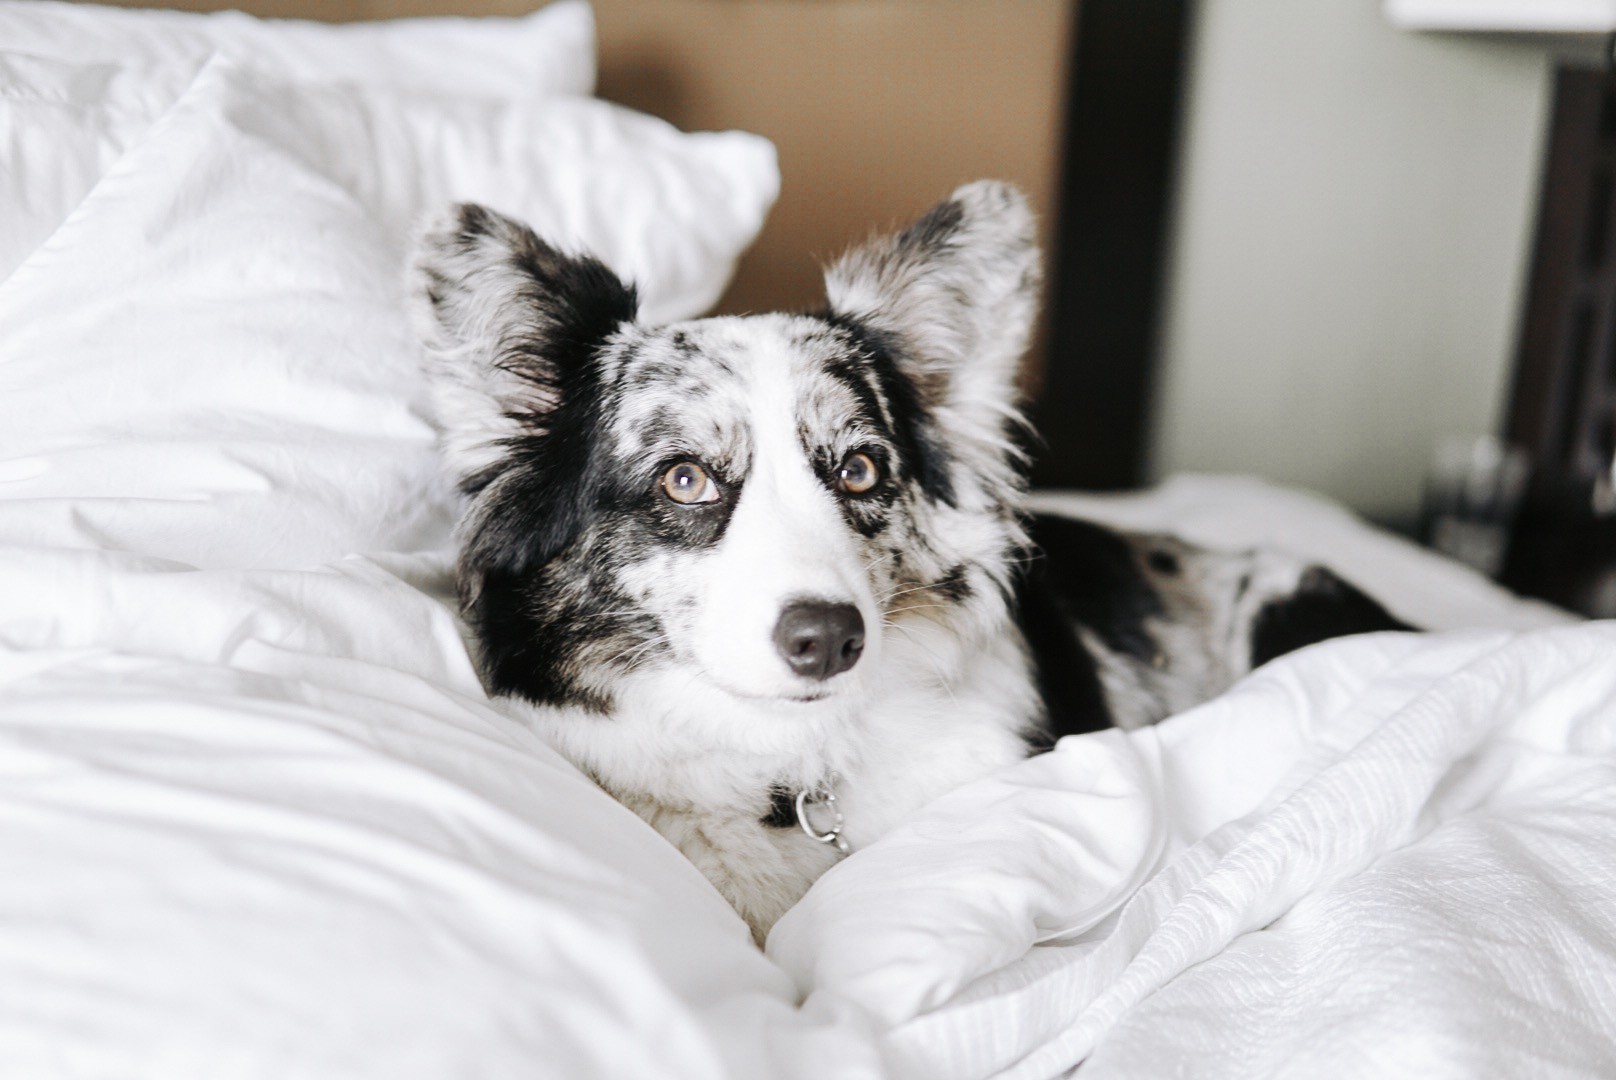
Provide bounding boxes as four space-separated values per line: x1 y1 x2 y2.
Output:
795 787 850 854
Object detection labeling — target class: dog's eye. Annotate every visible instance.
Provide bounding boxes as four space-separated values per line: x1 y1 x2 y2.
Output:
661 461 719 505
836 452 880 495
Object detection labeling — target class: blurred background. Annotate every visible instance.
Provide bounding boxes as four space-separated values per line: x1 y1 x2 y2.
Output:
584 1 1601 523
588 0 1615 615
86 0 1616 614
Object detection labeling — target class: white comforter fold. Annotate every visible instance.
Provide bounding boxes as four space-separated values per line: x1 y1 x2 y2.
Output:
0 549 837 1080
769 622 1616 1078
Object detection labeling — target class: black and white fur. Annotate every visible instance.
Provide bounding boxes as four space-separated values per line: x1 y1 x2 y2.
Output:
409 182 1406 940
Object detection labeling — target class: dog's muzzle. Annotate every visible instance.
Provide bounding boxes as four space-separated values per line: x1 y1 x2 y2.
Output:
773 600 865 681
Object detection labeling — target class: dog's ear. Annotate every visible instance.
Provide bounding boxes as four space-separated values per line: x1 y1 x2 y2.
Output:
823 180 1040 449
409 203 638 494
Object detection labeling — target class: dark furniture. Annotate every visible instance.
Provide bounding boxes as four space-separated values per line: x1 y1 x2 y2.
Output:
1500 64 1616 618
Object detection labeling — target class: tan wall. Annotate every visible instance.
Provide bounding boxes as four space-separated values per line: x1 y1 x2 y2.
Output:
89 0 535 17
592 1 1071 380
81 0 1073 382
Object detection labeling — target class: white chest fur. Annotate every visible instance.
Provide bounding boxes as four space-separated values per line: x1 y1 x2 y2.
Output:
507 624 1038 940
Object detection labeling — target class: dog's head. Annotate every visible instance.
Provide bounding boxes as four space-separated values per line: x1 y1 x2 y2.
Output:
409 182 1039 730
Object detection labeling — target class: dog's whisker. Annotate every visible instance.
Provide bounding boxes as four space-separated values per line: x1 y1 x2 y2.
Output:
877 580 944 605
610 632 675 674
884 622 963 707
621 635 673 665
885 601 957 620
861 549 904 574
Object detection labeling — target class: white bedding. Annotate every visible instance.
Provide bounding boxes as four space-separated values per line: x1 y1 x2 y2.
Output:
0 550 811 1079
4 3 1614 1076
770 620 1616 1079
3 477 1610 1078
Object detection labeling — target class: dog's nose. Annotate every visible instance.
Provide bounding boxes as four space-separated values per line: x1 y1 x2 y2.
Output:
773 601 865 681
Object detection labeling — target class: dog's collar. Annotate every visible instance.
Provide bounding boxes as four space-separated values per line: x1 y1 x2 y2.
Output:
795 785 850 855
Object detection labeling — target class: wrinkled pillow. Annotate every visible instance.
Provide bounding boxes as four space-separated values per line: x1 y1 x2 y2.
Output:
0 56 778 569
0 0 595 97
0 51 194 280
0 0 595 280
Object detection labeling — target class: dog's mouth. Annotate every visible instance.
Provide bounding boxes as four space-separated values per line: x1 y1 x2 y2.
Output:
680 613 876 708
716 682 833 706
695 661 847 705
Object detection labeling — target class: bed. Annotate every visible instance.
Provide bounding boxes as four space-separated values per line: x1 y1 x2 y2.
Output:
1 2 1613 1077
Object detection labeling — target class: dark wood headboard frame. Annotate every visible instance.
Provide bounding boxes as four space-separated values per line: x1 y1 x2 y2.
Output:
1028 0 1194 491
1499 61 1616 615
1506 65 1616 499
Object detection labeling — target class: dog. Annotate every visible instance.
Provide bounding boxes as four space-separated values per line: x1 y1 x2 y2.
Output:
409 182 1408 940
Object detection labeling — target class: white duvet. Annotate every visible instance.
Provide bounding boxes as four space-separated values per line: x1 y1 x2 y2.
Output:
0 549 812 1079
771 621 1616 1079
3 479 1612 1078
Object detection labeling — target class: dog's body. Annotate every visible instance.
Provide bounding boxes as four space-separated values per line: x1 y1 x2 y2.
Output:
411 183 1407 938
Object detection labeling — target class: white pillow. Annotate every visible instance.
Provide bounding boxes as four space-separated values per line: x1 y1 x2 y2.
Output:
240 64 777 322
0 0 595 282
0 55 778 569
0 0 595 98
0 52 193 282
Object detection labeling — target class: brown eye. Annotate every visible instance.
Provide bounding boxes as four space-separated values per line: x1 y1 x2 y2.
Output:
836 452 880 495
661 461 718 505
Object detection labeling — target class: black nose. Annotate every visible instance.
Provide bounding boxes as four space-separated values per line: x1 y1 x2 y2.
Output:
773 600 865 681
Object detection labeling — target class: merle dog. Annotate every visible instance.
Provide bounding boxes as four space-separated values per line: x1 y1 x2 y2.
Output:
410 182 1406 938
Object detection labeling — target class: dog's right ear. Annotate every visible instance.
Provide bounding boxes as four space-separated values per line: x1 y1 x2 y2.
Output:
409 203 639 494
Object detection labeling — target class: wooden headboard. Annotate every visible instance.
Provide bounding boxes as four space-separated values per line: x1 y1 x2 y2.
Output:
1497 63 1616 616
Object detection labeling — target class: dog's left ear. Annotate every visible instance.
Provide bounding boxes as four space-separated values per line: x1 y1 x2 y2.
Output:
824 180 1040 448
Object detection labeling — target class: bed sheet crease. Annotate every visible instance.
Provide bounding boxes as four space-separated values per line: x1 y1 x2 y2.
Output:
769 621 1616 1078
0 545 884 1080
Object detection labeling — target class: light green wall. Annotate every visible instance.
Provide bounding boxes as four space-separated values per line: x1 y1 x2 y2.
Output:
1149 0 1600 523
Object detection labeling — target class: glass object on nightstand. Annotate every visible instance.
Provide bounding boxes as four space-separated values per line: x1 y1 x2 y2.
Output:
1420 435 1531 578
